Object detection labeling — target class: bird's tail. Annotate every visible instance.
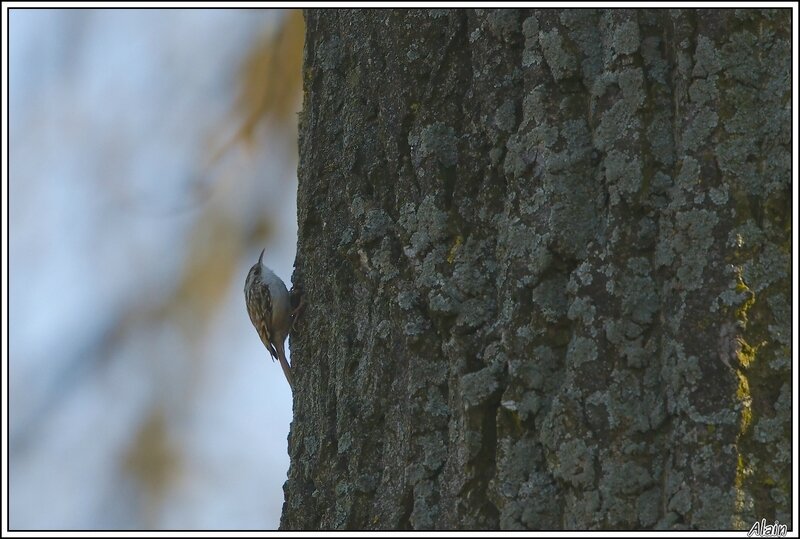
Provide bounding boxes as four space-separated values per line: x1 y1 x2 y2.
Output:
276 342 293 389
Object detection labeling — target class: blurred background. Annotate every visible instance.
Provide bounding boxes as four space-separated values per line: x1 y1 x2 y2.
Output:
8 8 304 529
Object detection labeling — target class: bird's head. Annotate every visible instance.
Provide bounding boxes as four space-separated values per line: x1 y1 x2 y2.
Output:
244 248 265 292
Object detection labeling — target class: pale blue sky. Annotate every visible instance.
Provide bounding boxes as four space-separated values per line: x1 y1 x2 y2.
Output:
9 8 298 530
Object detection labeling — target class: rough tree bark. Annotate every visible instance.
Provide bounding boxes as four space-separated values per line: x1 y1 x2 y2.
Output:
282 9 792 531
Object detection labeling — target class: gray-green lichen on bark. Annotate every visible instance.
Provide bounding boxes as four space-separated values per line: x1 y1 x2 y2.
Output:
282 9 791 530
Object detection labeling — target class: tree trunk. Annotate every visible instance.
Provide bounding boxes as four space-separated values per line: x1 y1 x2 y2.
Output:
282 8 791 531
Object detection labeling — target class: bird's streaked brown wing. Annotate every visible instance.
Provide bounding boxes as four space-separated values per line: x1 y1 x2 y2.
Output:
246 282 278 361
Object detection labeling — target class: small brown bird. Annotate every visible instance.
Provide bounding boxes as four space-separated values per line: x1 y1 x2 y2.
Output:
244 249 296 388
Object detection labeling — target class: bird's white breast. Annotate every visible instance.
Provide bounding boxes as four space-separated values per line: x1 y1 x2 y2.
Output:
261 265 291 333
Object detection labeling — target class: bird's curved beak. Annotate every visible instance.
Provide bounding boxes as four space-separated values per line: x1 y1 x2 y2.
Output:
258 248 265 265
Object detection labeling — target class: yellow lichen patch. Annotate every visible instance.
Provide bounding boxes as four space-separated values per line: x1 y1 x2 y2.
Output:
736 370 752 433
734 272 756 325
736 337 761 369
733 452 750 523
447 235 463 264
731 268 762 526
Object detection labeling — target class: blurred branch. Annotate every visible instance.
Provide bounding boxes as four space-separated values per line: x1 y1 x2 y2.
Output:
208 9 304 167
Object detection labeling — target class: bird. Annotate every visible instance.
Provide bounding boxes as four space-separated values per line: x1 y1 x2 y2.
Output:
244 248 299 388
